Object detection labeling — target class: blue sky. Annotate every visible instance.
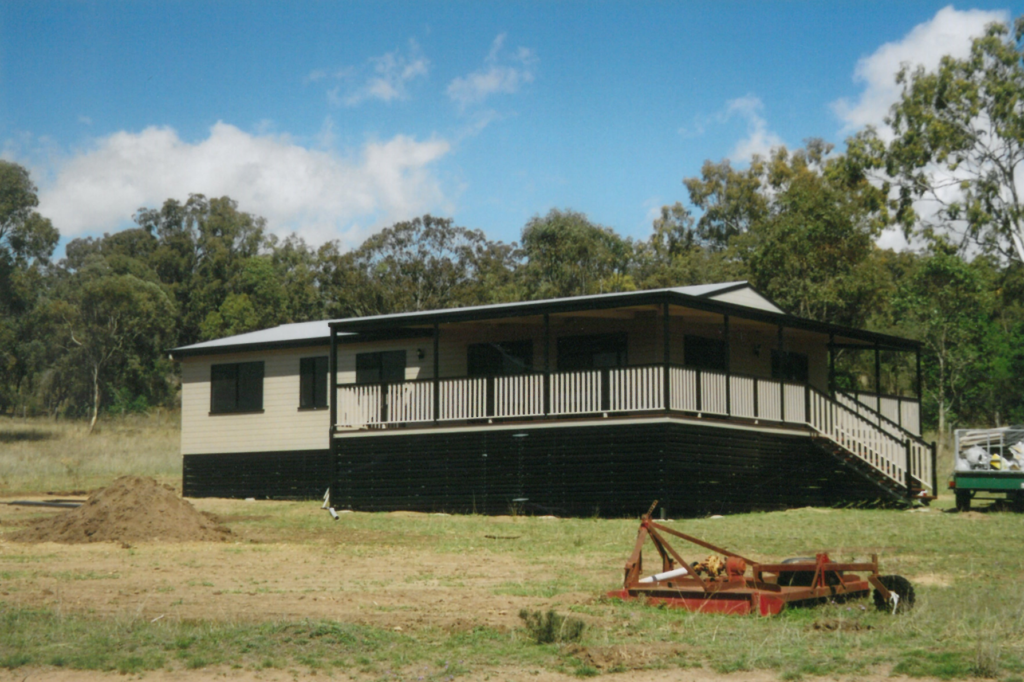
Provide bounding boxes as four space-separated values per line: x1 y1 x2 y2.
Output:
2 2 1021 254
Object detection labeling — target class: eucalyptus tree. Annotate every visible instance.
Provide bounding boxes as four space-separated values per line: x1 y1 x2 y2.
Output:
48 254 176 431
681 141 888 326
518 208 636 299
318 215 520 318
874 15 1024 263
891 242 992 440
135 194 268 346
0 161 59 414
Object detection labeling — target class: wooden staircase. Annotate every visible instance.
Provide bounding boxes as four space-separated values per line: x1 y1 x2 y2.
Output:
805 387 935 502
811 435 915 504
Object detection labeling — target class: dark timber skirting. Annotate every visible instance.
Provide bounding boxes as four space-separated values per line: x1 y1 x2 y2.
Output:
183 449 331 499
332 421 888 517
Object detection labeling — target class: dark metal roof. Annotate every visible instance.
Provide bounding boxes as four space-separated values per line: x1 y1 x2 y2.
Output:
328 286 920 351
169 282 920 359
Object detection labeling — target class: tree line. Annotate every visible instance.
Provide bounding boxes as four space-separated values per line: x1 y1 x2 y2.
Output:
3 16 1024 437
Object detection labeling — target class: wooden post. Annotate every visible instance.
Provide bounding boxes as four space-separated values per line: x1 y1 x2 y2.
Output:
663 303 671 412
696 369 703 413
905 438 913 498
433 323 440 424
543 313 550 416
329 325 337 438
804 384 811 426
601 368 611 412
875 342 882 414
915 345 922 400
777 325 785 421
724 315 731 416
828 333 835 395
931 441 938 499
753 377 759 419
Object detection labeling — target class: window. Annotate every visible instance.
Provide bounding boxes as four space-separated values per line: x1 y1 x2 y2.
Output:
772 350 809 383
355 350 406 384
299 356 328 409
210 361 264 413
467 340 534 376
684 335 727 372
557 333 627 371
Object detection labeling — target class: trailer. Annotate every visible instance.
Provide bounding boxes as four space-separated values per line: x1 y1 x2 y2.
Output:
608 502 914 616
951 428 1024 512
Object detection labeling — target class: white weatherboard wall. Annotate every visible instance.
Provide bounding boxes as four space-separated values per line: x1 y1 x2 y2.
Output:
180 346 330 455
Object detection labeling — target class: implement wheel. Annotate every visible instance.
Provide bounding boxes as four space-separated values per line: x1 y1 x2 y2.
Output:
955 489 971 512
776 557 815 587
873 575 915 614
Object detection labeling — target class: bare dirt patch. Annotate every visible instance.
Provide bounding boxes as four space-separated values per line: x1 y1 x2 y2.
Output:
910 572 954 587
564 642 687 671
0 664 881 682
10 476 230 544
812 618 873 632
0 499 583 631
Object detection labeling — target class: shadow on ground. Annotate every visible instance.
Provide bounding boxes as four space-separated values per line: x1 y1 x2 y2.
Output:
0 429 57 443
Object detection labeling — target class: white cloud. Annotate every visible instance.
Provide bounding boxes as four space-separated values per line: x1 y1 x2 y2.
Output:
832 6 1008 134
447 33 536 108
336 41 430 107
30 122 452 248
304 69 328 84
724 96 784 161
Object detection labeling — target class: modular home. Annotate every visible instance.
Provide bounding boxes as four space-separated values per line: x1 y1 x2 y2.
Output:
169 282 934 516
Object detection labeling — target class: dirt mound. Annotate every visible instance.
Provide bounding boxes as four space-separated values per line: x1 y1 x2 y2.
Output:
12 476 230 544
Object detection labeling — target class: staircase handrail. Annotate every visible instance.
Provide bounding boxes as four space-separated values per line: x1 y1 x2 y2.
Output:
834 388 935 495
807 385 909 488
834 389 929 447
810 387 906 446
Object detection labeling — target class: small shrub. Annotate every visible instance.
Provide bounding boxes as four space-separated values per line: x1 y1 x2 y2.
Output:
518 609 585 644
971 641 1001 679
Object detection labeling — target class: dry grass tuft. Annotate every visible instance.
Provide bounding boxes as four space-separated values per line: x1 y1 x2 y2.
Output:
0 412 180 495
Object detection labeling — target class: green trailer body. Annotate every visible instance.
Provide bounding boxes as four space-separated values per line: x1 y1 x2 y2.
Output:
952 428 1024 511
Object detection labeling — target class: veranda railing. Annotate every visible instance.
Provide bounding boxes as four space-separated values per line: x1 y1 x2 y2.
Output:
334 364 933 495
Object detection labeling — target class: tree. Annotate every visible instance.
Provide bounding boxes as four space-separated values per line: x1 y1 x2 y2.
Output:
681 141 887 325
0 161 59 414
268 234 323 323
877 16 1024 262
631 203 739 289
136 194 267 346
683 159 768 250
50 256 176 431
318 215 519 317
891 242 991 440
518 209 636 299
0 161 59 272
199 256 287 339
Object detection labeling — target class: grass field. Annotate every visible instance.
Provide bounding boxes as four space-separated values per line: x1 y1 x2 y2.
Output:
1 416 1022 681
0 412 181 494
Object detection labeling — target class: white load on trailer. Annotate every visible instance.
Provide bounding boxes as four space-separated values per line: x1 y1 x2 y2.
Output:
952 427 1024 512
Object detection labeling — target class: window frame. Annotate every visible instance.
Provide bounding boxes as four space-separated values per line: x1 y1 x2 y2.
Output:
299 356 329 410
355 350 407 385
556 333 628 371
209 361 264 415
771 349 809 383
683 335 728 372
467 340 535 377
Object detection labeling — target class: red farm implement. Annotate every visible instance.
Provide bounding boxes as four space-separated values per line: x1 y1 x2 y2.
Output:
608 502 914 616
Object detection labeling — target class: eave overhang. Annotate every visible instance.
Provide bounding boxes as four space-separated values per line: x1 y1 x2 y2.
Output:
327 289 920 352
